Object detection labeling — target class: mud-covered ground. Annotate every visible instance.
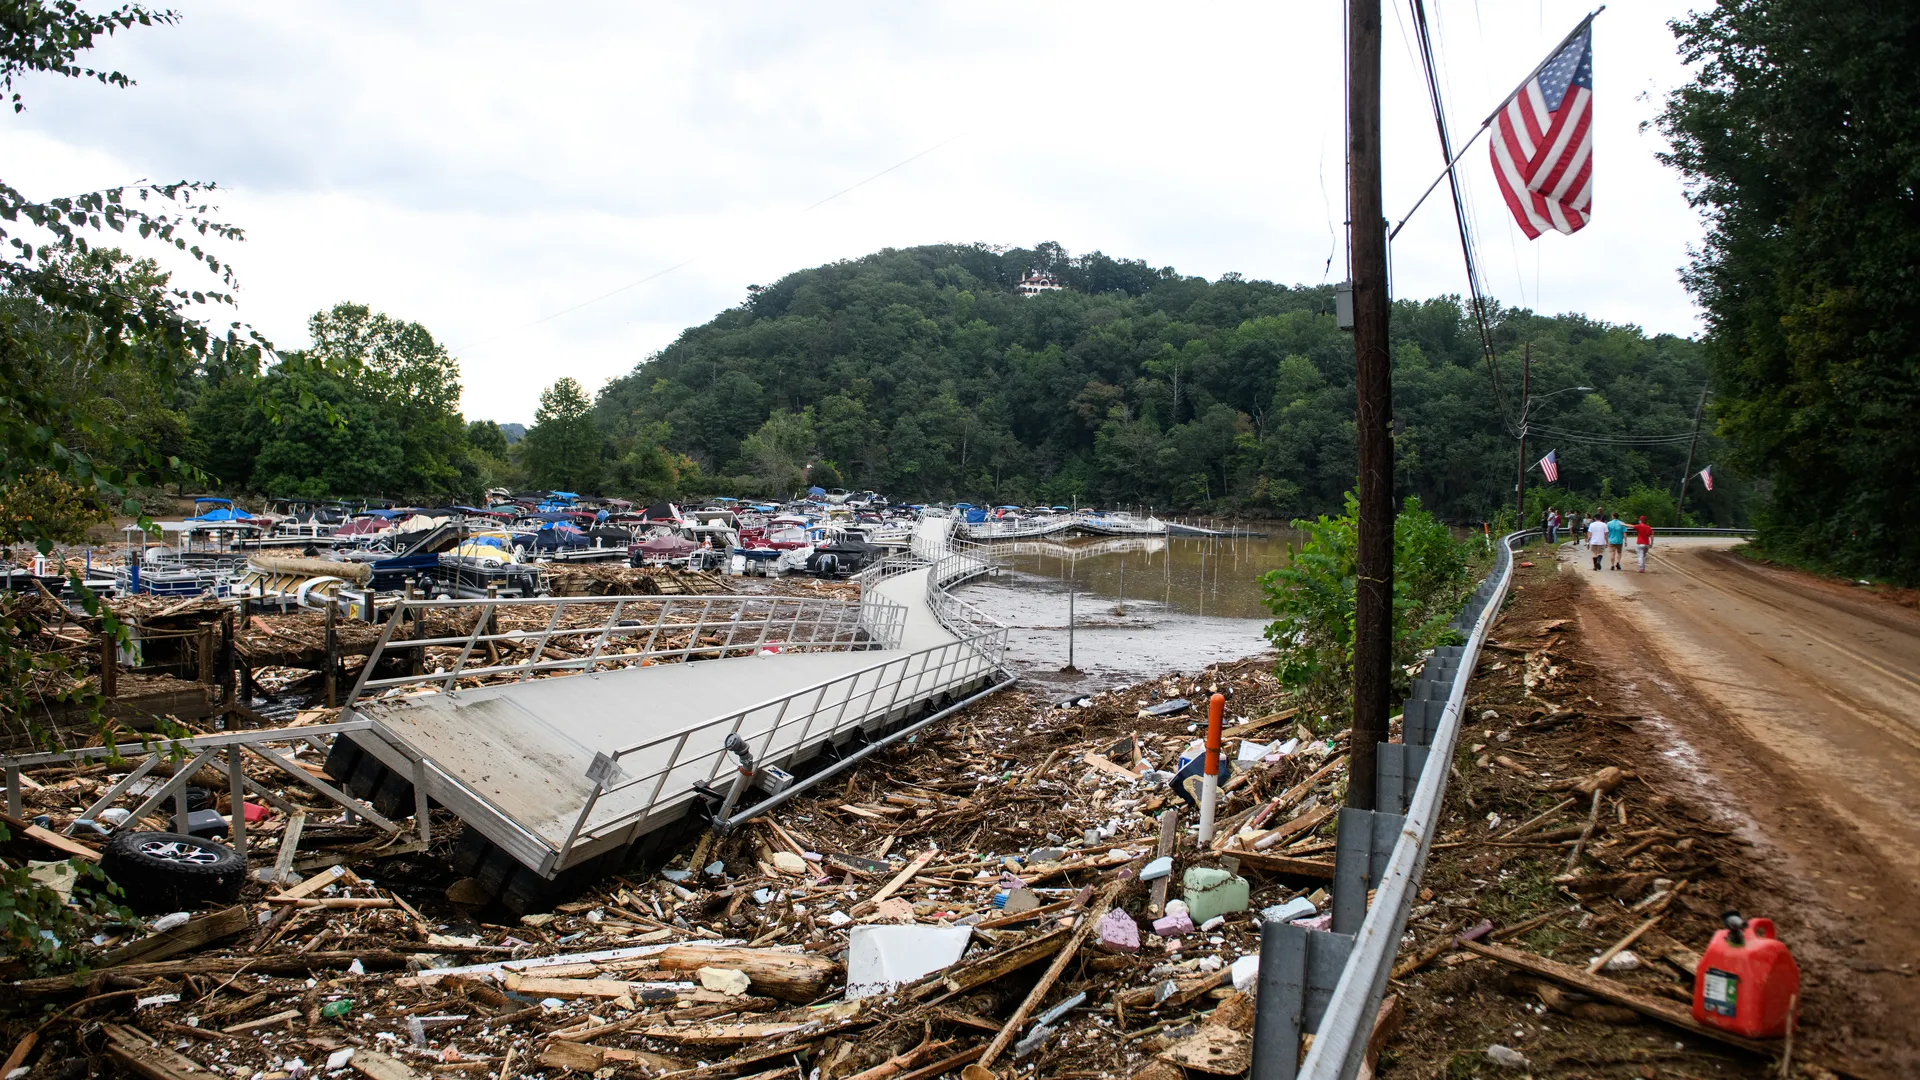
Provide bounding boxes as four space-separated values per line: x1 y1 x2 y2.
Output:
1383 548 1904 1080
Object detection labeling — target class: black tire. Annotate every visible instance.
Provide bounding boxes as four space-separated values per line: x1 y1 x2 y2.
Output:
101 830 246 912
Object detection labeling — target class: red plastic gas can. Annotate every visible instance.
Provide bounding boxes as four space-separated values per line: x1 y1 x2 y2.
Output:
1692 913 1800 1038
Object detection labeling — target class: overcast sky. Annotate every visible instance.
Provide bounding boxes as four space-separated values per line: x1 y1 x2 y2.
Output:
4 2 1707 423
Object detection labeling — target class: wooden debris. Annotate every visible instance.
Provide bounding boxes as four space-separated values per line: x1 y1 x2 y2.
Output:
655 946 839 1002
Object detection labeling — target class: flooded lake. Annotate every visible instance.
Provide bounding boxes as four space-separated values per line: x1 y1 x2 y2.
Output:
954 526 1302 694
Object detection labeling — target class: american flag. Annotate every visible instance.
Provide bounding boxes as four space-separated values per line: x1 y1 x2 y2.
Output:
1538 449 1559 483
1491 25 1593 238
1699 465 1713 492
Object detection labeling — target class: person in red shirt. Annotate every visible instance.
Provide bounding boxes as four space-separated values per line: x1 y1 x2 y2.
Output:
1632 516 1654 572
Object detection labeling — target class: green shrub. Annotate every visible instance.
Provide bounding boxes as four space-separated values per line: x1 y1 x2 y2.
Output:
1260 494 1476 713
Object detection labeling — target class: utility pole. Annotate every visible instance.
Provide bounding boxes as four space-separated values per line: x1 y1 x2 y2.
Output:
1516 343 1531 525
1675 384 1709 519
1347 0 1391 813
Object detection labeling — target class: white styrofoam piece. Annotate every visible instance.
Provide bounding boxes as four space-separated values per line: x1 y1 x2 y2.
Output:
845 925 974 1000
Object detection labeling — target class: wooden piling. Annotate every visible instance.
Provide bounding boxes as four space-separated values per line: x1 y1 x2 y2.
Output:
324 599 340 708
98 634 117 700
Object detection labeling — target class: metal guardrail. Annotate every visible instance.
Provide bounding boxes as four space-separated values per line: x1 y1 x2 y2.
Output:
1264 529 1531 1080
345 593 907 704
554 538 1012 856
561 624 1010 852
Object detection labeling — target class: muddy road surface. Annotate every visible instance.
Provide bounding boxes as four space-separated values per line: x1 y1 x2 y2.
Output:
1565 536 1920 1074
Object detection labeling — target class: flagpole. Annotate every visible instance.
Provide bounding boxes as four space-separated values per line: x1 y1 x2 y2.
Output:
1387 6 1606 242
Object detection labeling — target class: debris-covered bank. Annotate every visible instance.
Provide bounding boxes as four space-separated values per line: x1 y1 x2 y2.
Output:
3 656 1358 1080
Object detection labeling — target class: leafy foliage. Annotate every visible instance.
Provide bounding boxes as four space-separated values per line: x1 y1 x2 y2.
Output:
1259 494 1474 713
189 304 478 499
1657 1 1920 583
522 377 602 492
598 244 1736 520
0 2 220 971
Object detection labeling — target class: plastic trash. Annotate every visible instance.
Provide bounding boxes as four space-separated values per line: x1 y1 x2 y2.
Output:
845 925 973 1000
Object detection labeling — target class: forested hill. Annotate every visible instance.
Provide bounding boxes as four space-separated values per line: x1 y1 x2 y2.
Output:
595 243 1734 524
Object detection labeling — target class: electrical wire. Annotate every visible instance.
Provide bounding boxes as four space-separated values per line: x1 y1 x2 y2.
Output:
1407 0 1517 433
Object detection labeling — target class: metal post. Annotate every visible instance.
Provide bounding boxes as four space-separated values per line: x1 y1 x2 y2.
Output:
1066 581 1076 671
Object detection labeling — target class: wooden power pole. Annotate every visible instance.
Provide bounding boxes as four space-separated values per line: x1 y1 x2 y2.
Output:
1516 343 1531 524
1347 0 1391 812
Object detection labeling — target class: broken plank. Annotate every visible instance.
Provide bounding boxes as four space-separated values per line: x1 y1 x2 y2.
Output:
639 1023 807 1044
99 906 248 968
502 974 639 999
1082 752 1143 782
274 862 351 901
104 1026 214 1080
1 811 101 861
223 1010 302 1034
938 928 1072 995
655 946 840 1002
350 1049 427 1080
1458 940 1773 1054
1231 850 1336 879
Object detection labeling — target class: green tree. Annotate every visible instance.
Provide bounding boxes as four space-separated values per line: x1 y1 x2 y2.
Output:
467 419 509 459
307 302 468 497
1260 494 1475 716
1 1 253 973
523 377 601 491
1657 0 1920 582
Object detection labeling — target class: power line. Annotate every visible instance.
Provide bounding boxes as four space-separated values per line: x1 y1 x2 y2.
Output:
1407 0 1517 434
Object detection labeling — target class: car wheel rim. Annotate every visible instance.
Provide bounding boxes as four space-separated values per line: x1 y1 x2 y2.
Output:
138 840 221 865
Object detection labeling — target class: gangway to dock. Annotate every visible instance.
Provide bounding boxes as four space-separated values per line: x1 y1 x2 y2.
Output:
325 517 1008 908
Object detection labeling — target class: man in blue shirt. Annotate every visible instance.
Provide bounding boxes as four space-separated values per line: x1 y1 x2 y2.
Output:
1605 513 1627 570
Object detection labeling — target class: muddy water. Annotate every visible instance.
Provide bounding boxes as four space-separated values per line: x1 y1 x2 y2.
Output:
954 528 1301 694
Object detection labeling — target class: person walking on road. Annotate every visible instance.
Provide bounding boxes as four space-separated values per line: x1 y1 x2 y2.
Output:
1605 512 1627 570
1586 511 1608 570
1632 515 1654 572
1545 506 1560 545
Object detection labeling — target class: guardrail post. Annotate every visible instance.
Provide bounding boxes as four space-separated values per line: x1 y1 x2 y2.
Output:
1251 919 1357 1080
1373 742 1429 817
1331 806 1405 935
1401 698 1441 748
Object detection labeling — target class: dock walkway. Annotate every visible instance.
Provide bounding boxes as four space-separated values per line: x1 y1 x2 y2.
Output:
338 521 1008 889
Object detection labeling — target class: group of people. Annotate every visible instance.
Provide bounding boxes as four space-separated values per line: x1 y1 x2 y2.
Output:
1541 506 1654 572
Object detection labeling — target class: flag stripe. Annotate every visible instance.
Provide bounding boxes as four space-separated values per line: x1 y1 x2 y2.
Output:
1491 26 1594 241
1529 87 1592 201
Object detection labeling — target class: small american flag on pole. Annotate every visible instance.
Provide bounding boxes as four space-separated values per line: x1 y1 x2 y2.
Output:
1491 24 1594 238
1699 465 1713 492
1538 449 1559 483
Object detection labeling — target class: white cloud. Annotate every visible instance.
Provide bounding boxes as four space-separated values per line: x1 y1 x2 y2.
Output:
4 1 1705 421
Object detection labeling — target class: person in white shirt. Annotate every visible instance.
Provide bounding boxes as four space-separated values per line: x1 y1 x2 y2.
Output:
1586 512 1609 571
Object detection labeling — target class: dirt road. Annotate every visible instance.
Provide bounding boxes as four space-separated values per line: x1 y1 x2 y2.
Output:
1564 537 1920 1072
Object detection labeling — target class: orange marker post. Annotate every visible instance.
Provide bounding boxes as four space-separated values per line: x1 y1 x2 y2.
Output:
1198 692 1226 844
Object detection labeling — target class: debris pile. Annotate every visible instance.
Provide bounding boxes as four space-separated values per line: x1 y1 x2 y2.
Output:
2 656 1377 1080
1383 560 1850 1078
